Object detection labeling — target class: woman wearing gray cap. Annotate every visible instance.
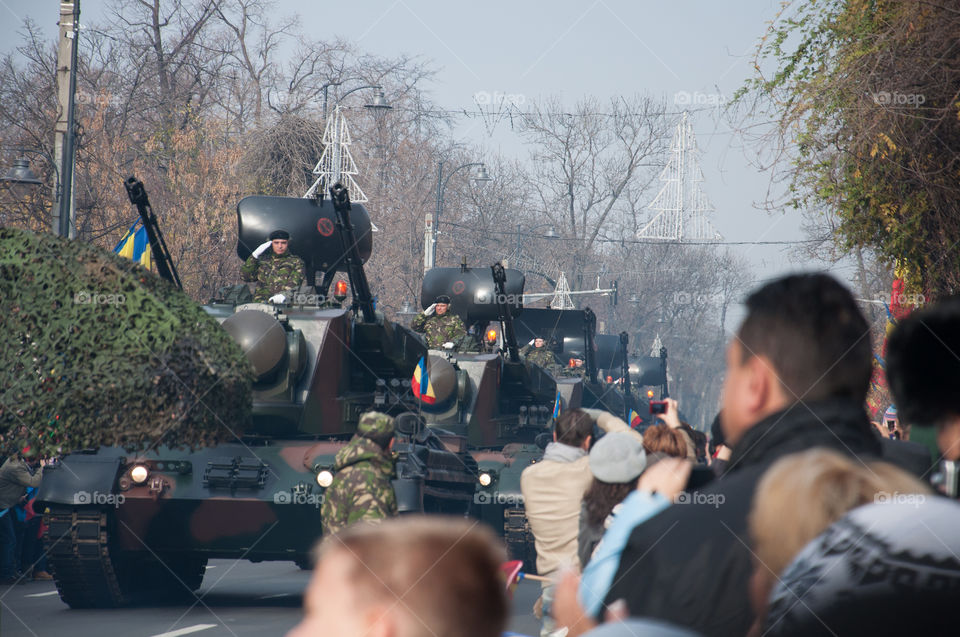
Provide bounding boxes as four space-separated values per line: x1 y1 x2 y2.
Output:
578 432 649 567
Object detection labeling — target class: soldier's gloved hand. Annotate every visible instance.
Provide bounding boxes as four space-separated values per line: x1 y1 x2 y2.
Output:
268 293 286 304
252 241 272 259
443 341 455 350
423 303 437 316
527 338 536 346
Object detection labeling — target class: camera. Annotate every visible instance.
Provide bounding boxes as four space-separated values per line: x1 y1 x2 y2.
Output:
932 460 960 499
650 400 668 415
885 419 899 440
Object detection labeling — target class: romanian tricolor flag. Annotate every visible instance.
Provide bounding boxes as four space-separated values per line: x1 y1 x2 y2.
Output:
412 356 436 404
114 219 151 269
629 409 642 429
552 389 562 419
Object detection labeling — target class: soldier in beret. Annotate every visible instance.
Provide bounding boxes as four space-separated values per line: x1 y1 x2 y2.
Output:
240 229 305 303
321 411 398 536
412 294 466 349
521 336 562 372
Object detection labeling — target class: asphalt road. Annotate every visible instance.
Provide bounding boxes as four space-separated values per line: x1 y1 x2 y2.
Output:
0 559 543 637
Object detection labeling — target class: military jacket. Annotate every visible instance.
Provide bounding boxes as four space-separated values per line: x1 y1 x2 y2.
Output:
321 436 397 536
521 343 561 370
411 312 466 349
240 251 305 302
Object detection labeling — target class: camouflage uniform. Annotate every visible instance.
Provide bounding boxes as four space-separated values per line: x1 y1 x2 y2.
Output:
412 311 466 349
321 412 397 536
240 251 305 302
521 343 560 370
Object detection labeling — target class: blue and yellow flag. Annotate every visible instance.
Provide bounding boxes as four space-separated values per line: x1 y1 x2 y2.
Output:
629 409 642 429
412 356 436 404
552 389 562 419
114 219 151 269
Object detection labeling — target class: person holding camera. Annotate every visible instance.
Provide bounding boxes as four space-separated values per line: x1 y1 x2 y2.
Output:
0 445 45 585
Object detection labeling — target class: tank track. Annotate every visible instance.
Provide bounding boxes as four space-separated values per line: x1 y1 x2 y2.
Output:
44 507 126 607
44 506 206 608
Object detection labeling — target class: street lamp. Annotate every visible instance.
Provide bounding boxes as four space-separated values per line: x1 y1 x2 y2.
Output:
1 149 62 212
430 161 491 269
515 222 559 265
322 83 392 120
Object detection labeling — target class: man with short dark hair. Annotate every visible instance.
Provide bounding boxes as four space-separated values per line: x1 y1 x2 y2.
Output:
288 516 508 637
887 296 960 470
412 294 466 349
240 229 305 303
603 273 917 636
321 412 397 536
522 408 639 636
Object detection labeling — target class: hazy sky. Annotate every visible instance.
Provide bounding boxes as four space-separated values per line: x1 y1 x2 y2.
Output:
1 0 847 290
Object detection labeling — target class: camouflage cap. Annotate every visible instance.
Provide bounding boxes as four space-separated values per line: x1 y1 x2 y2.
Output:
357 411 395 438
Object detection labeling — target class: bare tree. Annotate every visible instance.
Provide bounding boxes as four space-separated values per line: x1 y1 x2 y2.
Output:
519 95 669 291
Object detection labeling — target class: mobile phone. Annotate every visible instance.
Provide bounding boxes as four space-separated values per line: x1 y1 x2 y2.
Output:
650 400 668 415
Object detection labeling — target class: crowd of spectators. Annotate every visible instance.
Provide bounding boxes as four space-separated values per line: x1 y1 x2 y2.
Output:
283 273 959 637
5 270 959 637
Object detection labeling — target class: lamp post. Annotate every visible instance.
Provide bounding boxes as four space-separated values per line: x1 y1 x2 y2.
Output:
429 161 491 270
1 148 62 216
515 222 559 266
322 82 391 121
57 0 80 238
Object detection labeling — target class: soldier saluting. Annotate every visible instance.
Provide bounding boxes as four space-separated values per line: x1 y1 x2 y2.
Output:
521 336 561 370
412 294 466 349
240 229 305 303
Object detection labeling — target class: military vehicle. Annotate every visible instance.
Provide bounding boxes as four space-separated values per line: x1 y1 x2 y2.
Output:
414 263 590 565
511 305 669 424
35 181 477 607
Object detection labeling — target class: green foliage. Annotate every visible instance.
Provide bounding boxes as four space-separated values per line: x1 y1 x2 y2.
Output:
0 228 254 457
741 0 960 296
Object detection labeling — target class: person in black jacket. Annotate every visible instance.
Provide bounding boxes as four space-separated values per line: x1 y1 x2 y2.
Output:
603 273 918 637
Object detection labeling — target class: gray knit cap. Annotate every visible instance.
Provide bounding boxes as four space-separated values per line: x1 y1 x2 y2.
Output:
589 431 648 483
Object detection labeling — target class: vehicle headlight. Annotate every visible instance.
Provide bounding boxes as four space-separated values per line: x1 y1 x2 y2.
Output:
478 472 492 487
316 470 334 488
130 464 149 484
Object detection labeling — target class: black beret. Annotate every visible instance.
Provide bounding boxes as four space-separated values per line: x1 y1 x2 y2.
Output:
269 229 290 240
435 294 451 304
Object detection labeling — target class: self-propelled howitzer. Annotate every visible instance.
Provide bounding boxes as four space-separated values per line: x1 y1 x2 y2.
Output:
36 183 477 608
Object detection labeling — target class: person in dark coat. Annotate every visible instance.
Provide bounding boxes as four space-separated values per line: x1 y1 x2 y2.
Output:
602 273 927 637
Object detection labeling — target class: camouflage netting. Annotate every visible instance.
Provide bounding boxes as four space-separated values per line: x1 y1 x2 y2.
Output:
0 227 254 457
